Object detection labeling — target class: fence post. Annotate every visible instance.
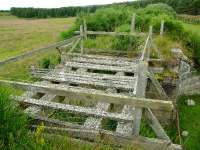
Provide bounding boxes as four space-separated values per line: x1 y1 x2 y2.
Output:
83 19 87 40
147 25 153 59
80 25 84 54
160 20 164 36
131 13 136 33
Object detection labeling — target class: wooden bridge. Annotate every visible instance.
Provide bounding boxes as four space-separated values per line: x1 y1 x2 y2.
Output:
0 17 182 150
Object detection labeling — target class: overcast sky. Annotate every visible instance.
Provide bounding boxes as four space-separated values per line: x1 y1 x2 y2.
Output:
0 0 135 10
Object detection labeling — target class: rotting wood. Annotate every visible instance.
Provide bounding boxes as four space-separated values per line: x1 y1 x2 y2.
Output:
148 70 168 99
133 61 148 135
64 61 137 73
31 125 182 150
14 96 135 122
0 80 173 111
74 30 146 37
40 72 137 90
145 108 170 141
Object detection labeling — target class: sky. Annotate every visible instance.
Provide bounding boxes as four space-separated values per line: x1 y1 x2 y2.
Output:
0 0 135 10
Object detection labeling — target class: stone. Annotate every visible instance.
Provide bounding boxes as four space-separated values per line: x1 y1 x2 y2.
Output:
187 99 196 106
181 131 189 137
171 48 182 54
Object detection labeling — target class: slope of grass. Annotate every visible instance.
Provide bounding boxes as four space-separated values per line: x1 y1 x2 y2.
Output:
0 15 75 60
177 95 200 150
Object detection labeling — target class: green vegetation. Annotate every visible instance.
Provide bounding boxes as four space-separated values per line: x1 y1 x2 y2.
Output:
0 49 60 81
1 2 200 150
10 6 98 18
0 87 36 150
0 16 75 60
177 95 200 150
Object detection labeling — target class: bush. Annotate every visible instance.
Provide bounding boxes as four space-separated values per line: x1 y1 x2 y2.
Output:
0 87 35 150
60 25 79 39
112 36 142 51
40 58 51 69
80 7 131 31
39 54 60 69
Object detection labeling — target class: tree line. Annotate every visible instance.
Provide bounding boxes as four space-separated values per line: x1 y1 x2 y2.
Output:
10 0 200 18
10 6 99 18
144 0 200 15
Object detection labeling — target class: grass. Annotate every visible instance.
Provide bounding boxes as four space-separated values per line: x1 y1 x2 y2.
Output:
0 15 75 60
177 95 200 150
0 15 75 81
182 23 200 36
0 49 60 81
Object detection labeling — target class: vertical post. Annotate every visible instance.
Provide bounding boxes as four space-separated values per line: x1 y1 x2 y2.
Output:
131 13 136 33
149 25 153 38
132 61 148 135
160 20 164 36
147 25 153 60
83 19 87 40
80 25 84 54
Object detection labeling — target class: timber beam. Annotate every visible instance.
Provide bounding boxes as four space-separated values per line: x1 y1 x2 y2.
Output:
0 80 173 111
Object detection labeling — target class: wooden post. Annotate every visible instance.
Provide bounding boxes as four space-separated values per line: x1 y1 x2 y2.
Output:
80 25 84 54
131 14 136 33
83 20 87 40
149 25 153 38
160 20 164 36
147 25 153 60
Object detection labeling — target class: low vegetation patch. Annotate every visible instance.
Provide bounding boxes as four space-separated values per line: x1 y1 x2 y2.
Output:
177 95 200 150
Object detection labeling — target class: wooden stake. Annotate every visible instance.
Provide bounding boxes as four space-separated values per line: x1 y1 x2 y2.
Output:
80 25 84 54
131 14 136 33
83 20 87 40
149 25 153 38
160 20 164 36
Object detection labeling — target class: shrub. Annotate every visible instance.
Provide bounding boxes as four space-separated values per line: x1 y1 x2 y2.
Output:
80 7 131 31
60 25 79 40
136 3 177 32
39 54 60 69
40 58 51 69
0 87 35 150
112 36 142 51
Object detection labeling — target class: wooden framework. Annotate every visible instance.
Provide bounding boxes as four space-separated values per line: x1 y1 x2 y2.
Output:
0 17 181 149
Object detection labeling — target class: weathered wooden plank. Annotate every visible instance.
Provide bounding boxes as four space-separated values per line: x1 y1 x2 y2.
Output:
15 96 134 122
116 105 135 136
133 62 148 135
40 72 137 90
68 38 81 54
65 61 137 73
68 53 138 66
83 102 110 129
75 31 146 37
145 108 170 141
25 94 57 114
30 115 82 129
34 125 182 150
148 71 168 99
115 71 135 136
0 80 173 111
